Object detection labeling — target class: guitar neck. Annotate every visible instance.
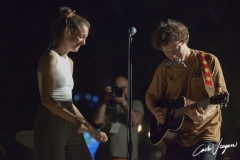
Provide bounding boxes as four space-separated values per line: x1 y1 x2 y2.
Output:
174 98 210 118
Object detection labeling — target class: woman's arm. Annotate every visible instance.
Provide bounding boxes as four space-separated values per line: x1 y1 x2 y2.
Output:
39 51 79 125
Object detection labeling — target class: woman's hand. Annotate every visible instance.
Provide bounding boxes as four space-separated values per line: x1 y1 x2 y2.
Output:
75 117 108 142
89 130 108 142
75 118 89 133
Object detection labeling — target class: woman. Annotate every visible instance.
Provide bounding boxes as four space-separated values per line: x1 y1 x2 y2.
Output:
34 6 108 160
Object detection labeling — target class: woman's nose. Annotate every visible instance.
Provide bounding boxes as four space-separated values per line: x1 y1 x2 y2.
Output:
81 39 86 45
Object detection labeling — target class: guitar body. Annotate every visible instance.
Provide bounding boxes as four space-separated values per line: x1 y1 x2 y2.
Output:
150 96 186 146
149 93 229 147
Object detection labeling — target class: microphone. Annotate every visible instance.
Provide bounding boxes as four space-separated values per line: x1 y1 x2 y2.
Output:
164 58 184 69
128 27 137 37
164 59 179 68
164 58 199 76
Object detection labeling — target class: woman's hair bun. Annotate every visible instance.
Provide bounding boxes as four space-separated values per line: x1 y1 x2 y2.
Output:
59 6 76 18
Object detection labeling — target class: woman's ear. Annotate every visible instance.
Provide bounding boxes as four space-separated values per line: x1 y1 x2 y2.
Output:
63 28 71 40
64 27 71 35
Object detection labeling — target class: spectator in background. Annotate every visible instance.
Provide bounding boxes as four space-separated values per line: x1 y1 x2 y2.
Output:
94 76 144 160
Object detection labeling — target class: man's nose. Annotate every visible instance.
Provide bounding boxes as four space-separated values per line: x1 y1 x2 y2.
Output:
169 52 176 59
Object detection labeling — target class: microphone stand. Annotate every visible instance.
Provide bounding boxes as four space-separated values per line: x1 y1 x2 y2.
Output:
127 27 136 160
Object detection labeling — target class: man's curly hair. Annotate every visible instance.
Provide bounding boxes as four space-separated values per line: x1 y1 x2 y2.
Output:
151 19 189 51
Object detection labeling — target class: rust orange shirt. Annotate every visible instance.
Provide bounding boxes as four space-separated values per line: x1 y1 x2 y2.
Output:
146 49 227 146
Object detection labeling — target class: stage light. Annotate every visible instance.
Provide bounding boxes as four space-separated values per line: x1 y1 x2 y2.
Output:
138 124 142 132
148 131 150 138
74 94 80 101
85 93 91 100
92 95 99 102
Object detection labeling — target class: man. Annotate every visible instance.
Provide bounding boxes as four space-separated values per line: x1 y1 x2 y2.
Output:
94 76 144 160
145 19 228 160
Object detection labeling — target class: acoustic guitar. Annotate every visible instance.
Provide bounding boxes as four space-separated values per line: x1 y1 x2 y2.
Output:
149 93 229 147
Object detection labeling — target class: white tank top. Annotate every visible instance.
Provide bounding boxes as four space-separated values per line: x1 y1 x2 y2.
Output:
37 51 74 101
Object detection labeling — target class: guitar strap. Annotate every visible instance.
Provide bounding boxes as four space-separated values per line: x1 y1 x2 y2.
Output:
198 51 215 97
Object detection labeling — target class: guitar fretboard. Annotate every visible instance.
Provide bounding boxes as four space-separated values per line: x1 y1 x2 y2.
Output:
174 98 210 118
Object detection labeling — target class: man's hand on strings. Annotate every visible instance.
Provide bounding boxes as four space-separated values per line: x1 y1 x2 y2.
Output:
152 107 168 124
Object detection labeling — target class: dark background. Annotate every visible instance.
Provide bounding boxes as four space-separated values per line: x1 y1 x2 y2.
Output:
1 0 240 159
